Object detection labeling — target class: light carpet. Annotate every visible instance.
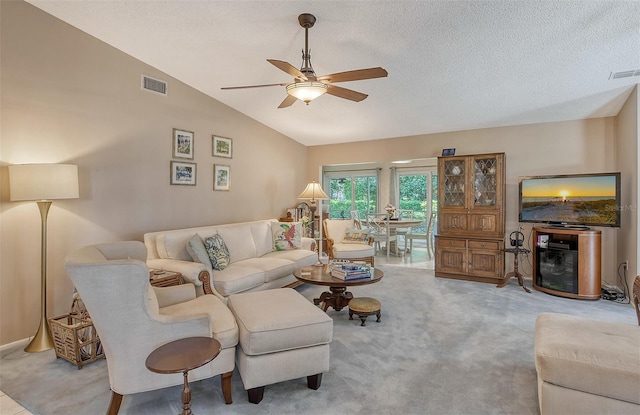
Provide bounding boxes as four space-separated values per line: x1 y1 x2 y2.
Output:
1 266 636 415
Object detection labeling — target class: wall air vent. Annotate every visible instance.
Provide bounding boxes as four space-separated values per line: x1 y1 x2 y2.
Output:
609 69 640 80
141 75 167 96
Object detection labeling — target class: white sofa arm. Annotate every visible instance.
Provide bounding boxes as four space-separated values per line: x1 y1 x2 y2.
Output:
147 258 209 287
301 237 316 251
147 258 226 301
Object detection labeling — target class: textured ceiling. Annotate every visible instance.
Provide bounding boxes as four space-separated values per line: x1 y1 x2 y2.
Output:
26 1 640 146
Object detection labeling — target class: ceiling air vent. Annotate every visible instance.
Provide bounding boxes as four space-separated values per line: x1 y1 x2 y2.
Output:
141 75 167 96
609 69 640 80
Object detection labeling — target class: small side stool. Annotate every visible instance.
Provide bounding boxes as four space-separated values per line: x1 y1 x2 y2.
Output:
348 297 381 326
227 288 333 404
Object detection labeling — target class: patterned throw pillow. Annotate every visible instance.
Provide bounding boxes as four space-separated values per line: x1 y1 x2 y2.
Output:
271 222 302 251
343 228 371 244
204 234 230 270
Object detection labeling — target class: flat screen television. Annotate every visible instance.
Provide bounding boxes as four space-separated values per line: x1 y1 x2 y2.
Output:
518 172 621 228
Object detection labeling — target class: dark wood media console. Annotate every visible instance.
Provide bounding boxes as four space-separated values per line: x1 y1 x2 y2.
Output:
532 227 601 300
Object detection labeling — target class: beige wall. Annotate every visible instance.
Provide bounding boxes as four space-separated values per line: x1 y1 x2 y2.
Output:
615 86 639 293
0 1 309 345
308 117 631 286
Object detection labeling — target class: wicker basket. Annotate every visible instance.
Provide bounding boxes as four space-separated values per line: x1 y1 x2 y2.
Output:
49 296 104 369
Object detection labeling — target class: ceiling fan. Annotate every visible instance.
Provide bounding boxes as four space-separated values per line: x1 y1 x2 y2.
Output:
221 13 388 108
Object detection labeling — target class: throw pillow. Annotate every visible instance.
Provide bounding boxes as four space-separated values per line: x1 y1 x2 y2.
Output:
186 234 210 265
204 234 230 270
343 228 371 244
271 222 302 251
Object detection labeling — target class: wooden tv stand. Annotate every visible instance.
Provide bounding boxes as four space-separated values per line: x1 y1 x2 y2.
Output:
532 227 601 300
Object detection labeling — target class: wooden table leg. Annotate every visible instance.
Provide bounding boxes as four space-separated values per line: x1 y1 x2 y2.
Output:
181 370 192 415
314 287 354 311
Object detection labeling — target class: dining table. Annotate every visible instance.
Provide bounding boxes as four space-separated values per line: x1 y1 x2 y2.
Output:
376 218 424 256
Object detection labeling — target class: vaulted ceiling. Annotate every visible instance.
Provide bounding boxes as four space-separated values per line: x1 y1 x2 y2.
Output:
27 1 640 146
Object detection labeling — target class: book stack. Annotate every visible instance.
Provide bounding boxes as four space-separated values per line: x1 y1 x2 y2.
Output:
330 263 372 280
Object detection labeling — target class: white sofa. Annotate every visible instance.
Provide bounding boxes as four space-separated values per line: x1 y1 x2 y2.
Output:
144 219 317 298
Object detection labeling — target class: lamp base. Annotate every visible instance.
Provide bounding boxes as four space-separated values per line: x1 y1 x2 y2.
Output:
24 317 54 353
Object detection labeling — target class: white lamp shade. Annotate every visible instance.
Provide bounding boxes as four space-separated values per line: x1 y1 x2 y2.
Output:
286 82 328 103
9 164 79 201
298 181 329 201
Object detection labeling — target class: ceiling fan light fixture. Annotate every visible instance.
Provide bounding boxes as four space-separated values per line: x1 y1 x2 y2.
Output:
286 81 327 104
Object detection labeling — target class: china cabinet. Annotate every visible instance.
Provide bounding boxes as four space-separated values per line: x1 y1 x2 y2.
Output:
435 153 506 283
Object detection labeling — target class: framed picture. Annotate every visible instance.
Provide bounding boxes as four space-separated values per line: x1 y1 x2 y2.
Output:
173 128 194 159
213 164 230 191
442 148 456 156
212 135 233 158
170 161 197 186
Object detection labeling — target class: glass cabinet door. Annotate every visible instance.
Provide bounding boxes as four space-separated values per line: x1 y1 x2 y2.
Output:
442 158 466 207
472 156 498 207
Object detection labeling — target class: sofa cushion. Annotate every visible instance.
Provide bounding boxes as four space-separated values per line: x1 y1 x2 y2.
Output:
263 249 318 268
271 222 302 251
211 265 265 296
156 232 193 261
535 313 640 405
252 221 275 258
160 294 238 349
227 288 333 356
204 234 231 270
217 224 257 263
186 234 210 265
234 257 295 283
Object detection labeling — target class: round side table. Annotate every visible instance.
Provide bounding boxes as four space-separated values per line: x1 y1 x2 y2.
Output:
146 336 221 415
497 247 532 293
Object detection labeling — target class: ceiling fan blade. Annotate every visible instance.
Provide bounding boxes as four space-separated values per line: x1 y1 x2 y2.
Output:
267 59 308 81
326 84 368 102
221 82 288 90
278 95 297 108
317 67 388 83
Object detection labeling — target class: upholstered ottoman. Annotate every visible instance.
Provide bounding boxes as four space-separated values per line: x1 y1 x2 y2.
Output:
534 313 640 414
227 288 333 404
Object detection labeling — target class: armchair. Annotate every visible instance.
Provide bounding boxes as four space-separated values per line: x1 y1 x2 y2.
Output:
323 218 375 265
64 241 238 414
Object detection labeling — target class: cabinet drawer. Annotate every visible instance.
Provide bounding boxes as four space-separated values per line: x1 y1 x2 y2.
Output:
468 240 500 250
437 238 466 248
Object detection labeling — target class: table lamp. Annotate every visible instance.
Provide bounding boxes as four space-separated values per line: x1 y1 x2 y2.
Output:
297 181 329 239
9 164 79 352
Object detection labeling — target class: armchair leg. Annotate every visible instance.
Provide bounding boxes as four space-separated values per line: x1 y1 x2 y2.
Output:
107 391 123 415
221 371 233 404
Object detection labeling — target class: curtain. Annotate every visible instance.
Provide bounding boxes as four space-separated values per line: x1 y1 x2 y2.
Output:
389 166 398 208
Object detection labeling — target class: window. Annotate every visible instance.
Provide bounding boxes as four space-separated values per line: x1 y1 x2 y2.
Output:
325 171 378 219
397 168 438 225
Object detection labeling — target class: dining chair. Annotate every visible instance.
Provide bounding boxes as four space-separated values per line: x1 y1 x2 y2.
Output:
404 212 437 259
365 213 397 259
394 209 414 251
350 210 363 229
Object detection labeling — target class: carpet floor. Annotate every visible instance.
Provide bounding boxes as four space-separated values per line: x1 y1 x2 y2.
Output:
1 265 636 415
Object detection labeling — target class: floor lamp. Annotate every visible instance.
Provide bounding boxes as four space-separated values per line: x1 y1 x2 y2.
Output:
9 164 79 353
298 181 329 262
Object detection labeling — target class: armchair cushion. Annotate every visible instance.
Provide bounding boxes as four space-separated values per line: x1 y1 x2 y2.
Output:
153 284 197 308
204 234 231 270
160 294 239 350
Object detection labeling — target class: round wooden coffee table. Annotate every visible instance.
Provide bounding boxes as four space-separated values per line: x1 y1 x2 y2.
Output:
293 265 384 311
145 337 221 415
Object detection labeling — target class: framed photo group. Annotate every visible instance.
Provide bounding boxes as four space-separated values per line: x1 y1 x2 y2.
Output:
169 128 233 190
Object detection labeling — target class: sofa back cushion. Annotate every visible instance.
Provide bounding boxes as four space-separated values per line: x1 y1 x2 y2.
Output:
252 221 275 257
217 224 258 263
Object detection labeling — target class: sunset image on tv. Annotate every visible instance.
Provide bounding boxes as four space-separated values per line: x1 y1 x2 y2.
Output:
520 175 619 226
